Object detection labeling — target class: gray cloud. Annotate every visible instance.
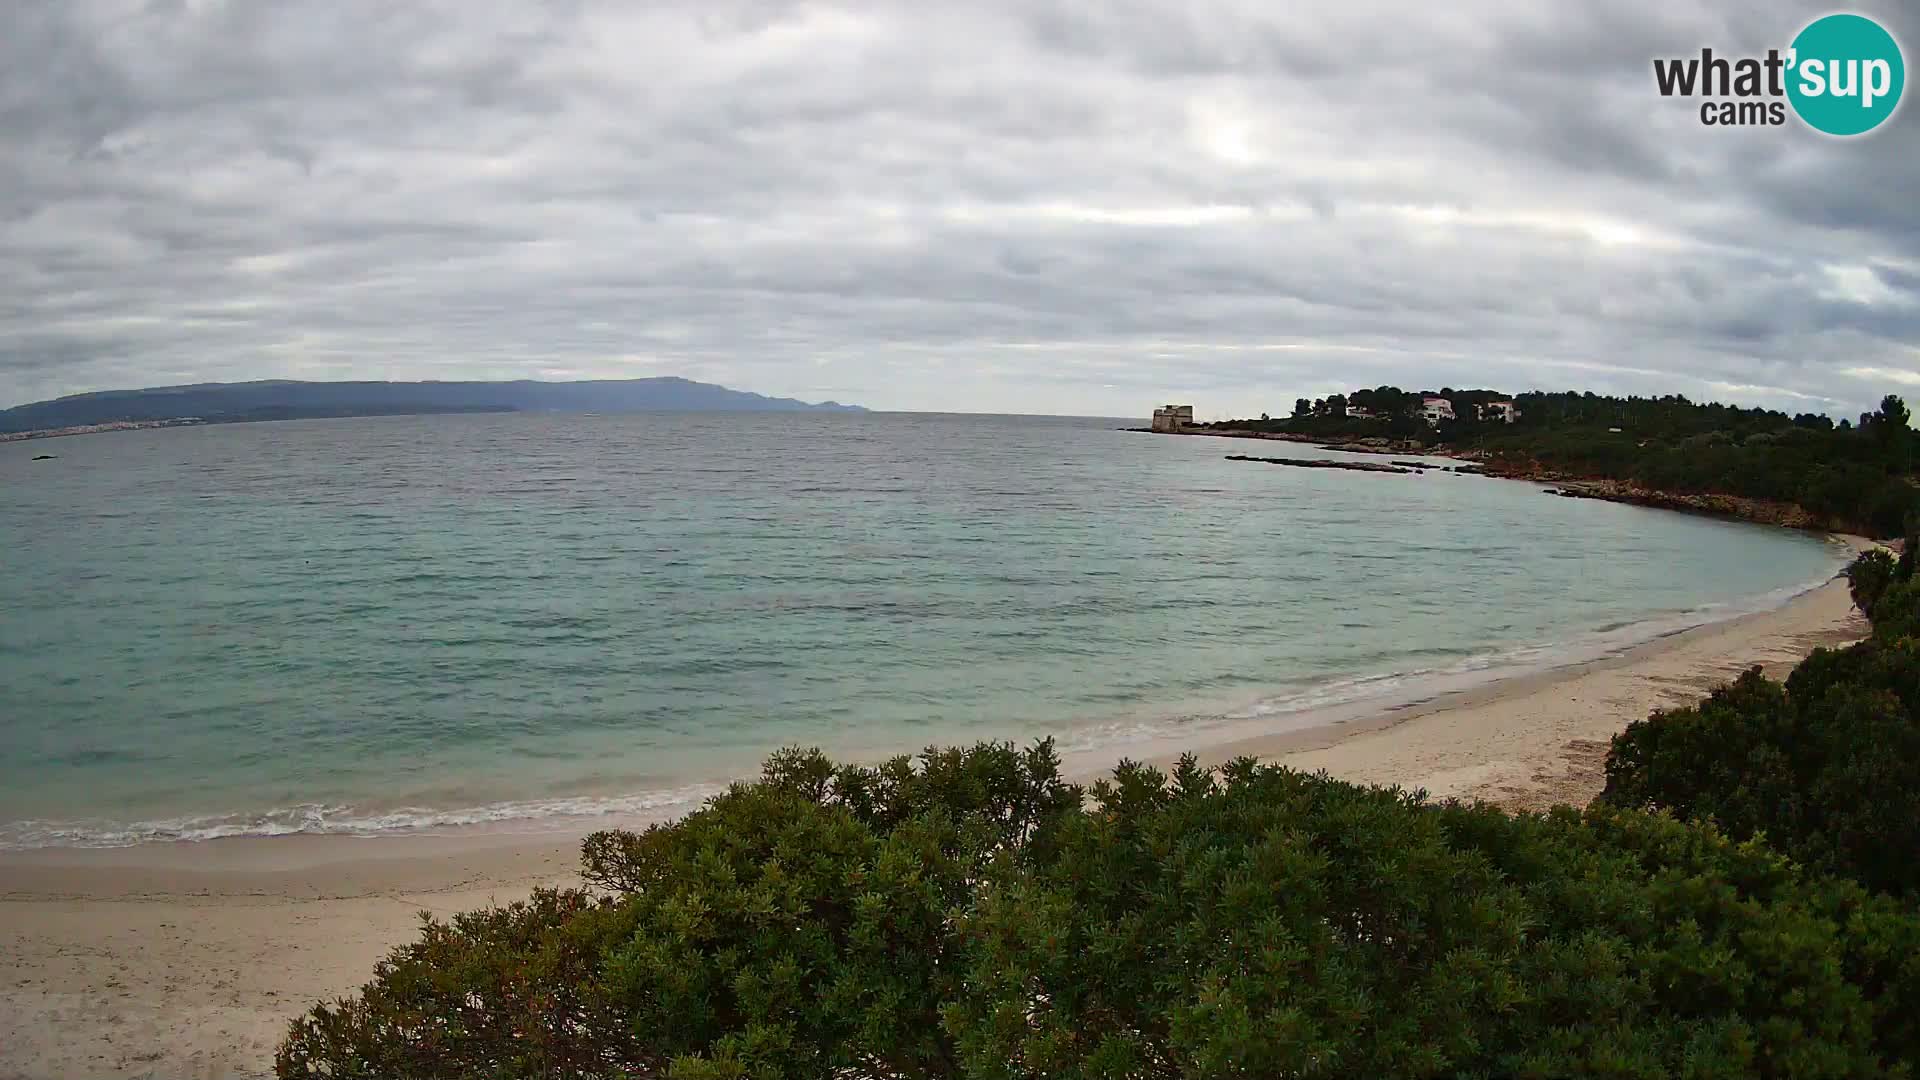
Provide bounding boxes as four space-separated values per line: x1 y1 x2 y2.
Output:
1 0 1916 418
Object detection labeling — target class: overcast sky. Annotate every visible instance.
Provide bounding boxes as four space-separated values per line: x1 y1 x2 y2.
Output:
3 0 1916 418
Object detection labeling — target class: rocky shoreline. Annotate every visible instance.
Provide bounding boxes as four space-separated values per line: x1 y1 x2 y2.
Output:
1225 454 1416 474
1224 453 1484 476
1142 426 1829 533
1531 478 1823 529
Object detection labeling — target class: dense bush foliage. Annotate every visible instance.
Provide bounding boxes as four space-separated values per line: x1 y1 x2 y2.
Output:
281 744 1920 1078
1600 647 1920 897
1602 542 1920 897
1846 548 1900 617
278 742 1078 1079
953 760 1919 1079
1207 388 1919 537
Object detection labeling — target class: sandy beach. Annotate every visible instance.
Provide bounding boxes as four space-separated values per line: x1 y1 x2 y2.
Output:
0 558 1872 1080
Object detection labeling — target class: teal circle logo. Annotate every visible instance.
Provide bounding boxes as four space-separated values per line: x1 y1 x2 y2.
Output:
1787 13 1905 136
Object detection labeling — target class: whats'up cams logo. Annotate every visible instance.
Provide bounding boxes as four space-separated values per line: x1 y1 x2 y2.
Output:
1654 12 1905 135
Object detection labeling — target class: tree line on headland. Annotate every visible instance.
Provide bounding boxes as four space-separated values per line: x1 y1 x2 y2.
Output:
280 541 1920 1078
1197 388 1919 539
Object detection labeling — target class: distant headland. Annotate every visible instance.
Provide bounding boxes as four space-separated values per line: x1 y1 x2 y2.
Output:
0 377 865 440
1134 386 1917 540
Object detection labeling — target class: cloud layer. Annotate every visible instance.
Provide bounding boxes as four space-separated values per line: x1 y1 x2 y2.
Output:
3 0 1916 417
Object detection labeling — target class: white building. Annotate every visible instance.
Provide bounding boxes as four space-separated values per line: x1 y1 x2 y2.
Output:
1420 396 1455 425
1477 399 1519 424
1345 405 1376 419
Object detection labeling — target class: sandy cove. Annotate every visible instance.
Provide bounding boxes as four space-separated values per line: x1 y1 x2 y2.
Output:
0 556 1873 1080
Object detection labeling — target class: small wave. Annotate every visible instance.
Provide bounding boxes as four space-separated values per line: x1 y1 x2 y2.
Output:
1052 567 1843 755
0 783 723 851
3 572 1845 852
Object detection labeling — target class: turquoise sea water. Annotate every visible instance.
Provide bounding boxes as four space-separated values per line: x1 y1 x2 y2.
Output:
0 412 1845 847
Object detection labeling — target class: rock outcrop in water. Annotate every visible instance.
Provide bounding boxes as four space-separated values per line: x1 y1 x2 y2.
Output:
1225 454 1416 474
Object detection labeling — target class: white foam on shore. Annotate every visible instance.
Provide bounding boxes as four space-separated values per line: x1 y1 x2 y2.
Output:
0 784 723 851
1049 566 1846 756
1 566 1847 851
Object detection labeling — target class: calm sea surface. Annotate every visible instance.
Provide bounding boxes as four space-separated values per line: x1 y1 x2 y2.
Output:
0 412 1844 847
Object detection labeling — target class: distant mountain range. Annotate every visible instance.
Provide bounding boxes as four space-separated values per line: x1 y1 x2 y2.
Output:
0 378 865 433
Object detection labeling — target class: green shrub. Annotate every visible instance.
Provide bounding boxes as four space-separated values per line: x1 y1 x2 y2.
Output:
279 741 1077 1080
1846 548 1897 616
274 888 641 1077
281 748 1920 1079
1870 575 1920 641
1602 547 1920 897
1600 647 1920 899
948 759 1913 1079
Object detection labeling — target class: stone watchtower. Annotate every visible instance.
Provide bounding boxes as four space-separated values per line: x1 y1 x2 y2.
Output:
1151 404 1195 432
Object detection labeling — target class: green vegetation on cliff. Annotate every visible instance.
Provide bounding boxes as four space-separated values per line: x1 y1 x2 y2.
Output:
1208 389 1919 537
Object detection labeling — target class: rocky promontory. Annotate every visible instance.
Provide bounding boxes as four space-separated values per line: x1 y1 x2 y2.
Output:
1535 479 1825 530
